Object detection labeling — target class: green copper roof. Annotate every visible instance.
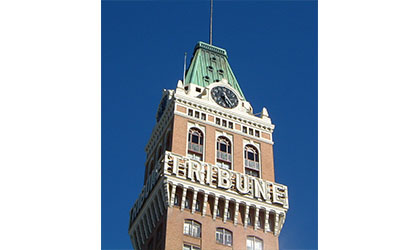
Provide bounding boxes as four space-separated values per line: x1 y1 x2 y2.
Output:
184 41 246 100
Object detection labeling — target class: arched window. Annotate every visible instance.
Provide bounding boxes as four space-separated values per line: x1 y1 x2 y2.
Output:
244 145 260 177
216 228 233 246
188 128 204 160
247 236 263 250
183 220 201 238
216 136 232 169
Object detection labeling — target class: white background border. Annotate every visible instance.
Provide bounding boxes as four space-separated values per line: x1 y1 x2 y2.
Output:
320 0 420 249
0 0 100 249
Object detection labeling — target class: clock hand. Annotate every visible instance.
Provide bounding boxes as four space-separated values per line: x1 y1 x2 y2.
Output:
223 92 233 107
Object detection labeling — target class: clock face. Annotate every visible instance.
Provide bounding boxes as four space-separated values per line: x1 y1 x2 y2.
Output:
211 86 239 109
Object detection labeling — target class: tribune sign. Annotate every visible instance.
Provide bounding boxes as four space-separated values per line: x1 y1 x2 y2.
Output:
164 152 288 207
130 152 288 226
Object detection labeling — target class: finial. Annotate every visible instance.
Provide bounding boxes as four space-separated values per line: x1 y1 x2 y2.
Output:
177 80 183 89
262 107 269 118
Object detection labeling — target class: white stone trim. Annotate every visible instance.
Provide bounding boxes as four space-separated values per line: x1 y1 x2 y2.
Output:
174 108 274 145
191 189 198 214
264 209 269 233
169 183 177 207
213 195 219 220
233 201 239 226
244 204 250 228
202 192 209 217
215 130 234 169
223 198 229 222
166 176 286 215
274 212 280 236
174 91 274 130
243 140 262 178
180 186 187 211
254 207 260 231
186 122 206 161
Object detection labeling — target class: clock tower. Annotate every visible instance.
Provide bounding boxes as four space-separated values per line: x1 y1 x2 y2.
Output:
128 42 289 250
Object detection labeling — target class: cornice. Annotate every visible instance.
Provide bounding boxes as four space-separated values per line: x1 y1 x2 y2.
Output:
173 93 275 132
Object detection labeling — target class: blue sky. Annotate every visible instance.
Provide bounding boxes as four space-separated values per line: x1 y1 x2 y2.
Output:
102 0 317 249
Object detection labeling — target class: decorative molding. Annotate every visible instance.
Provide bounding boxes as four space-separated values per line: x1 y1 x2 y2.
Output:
233 201 239 226
254 207 260 231
173 93 274 131
175 109 273 145
213 196 219 220
223 198 229 223
191 189 198 214
244 204 250 228
202 193 208 217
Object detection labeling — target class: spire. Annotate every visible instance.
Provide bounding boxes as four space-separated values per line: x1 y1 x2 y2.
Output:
184 41 246 100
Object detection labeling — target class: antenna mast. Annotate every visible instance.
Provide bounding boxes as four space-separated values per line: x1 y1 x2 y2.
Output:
209 0 213 45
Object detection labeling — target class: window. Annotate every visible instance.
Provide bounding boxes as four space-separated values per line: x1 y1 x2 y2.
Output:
244 145 260 177
227 208 232 220
195 199 201 212
183 220 201 238
255 130 260 137
185 196 190 209
216 136 232 169
196 87 201 93
194 111 200 118
183 244 200 250
188 109 193 116
216 228 233 246
201 113 206 120
249 128 254 136
188 128 204 160
216 206 222 218
247 236 263 250
174 193 180 206
222 120 227 127
216 117 221 125
243 126 248 133
267 217 273 232
228 121 233 129
247 215 252 226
